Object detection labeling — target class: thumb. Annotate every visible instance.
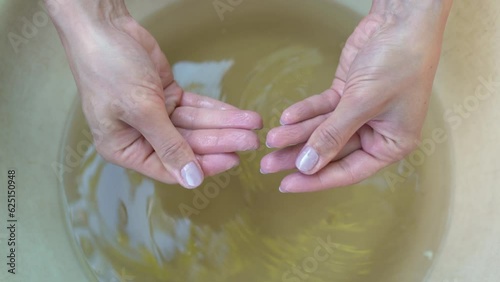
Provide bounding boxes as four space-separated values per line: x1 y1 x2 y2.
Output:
126 102 204 188
295 94 371 175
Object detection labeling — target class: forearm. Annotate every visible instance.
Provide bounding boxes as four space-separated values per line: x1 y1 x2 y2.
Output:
44 0 133 55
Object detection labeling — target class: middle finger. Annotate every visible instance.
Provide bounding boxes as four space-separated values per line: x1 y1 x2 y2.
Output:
171 107 263 130
178 128 260 155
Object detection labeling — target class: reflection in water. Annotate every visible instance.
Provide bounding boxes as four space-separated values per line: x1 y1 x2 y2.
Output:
173 60 234 100
66 144 419 282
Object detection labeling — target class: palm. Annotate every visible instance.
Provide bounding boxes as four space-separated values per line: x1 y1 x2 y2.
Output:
74 19 261 185
262 14 440 192
330 15 431 162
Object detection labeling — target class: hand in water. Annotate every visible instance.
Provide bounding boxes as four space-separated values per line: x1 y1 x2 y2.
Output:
261 1 452 192
50 4 261 188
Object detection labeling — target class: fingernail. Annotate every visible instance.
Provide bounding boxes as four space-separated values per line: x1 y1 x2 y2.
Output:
266 141 272 149
279 186 288 193
181 162 203 188
260 168 267 174
296 146 319 173
280 119 286 126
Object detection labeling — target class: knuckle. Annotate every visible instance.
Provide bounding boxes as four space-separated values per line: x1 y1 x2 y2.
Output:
172 108 194 127
393 137 419 160
123 88 164 120
338 160 358 185
321 91 339 108
157 140 188 163
130 100 157 118
179 129 192 142
317 124 344 149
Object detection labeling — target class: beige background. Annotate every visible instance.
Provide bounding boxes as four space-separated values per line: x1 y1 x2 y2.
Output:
0 0 499 281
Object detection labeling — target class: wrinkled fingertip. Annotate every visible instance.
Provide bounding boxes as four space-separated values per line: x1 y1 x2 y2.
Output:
255 116 264 130
244 111 264 130
280 110 296 126
227 156 241 170
252 134 261 150
239 132 260 152
265 129 279 148
259 154 274 174
280 174 303 193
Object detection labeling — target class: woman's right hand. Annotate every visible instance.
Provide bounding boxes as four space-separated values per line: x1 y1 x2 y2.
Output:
48 0 262 188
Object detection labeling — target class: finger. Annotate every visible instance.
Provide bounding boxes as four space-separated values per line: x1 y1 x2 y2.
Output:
280 89 341 125
196 153 240 177
181 92 239 110
178 128 259 154
171 107 263 130
123 102 204 189
274 23 359 130
295 96 372 175
280 150 391 193
260 134 361 174
266 114 330 148
128 151 239 183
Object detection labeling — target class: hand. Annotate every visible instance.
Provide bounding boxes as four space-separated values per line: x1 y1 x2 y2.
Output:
49 0 262 188
261 0 452 192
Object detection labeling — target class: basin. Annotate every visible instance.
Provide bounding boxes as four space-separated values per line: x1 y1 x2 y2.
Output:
0 0 499 281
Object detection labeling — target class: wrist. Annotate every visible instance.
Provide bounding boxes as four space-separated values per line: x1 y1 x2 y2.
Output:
369 0 453 46
45 0 130 34
370 0 453 25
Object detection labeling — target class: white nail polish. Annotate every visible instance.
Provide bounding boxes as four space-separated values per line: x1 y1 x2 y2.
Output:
296 146 319 172
181 162 203 188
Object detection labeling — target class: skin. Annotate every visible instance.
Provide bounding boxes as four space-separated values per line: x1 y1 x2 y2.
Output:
45 0 262 189
262 0 454 192
46 0 453 192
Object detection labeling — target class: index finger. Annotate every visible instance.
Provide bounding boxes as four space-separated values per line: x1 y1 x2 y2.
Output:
279 150 391 193
181 92 239 110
